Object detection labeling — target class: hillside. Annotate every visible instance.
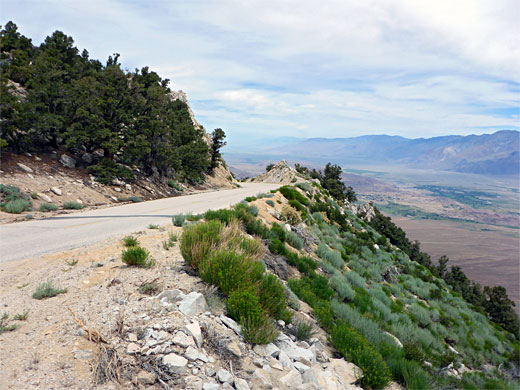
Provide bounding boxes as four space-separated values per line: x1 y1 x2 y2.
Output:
226 130 520 176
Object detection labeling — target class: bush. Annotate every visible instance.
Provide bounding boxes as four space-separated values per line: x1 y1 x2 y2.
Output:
257 274 292 322
278 186 309 205
63 201 82 209
248 204 259 217
180 220 224 269
290 319 314 340
246 219 271 239
289 199 308 218
286 231 304 250
387 355 431 389
240 314 279 345
39 202 57 212
122 236 139 247
331 274 355 301
5 199 32 213
199 250 264 296
128 196 142 203
281 205 301 225
172 214 187 227
287 253 318 275
88 159 133 184
32 281 67 299
204 209 236 224
269 239 288 256
270 223 287 242
167 180 182 191
162 232 177 250
148 224 159 229
266 200 275 207
122 246 155 268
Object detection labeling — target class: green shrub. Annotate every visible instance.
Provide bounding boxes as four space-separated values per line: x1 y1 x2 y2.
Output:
148 224 159 229
287 253 318 275
266 200 275 207
246 219 271 239
31 192 38 199
0 184 22 201
180 220 223 269
244 196 257 202
290 319 314 340
387 355 430 389
32 281 67 299
286 231 304 250
88 159 133 184
269 239 288 256
278 186 309 205
203 209 236 224
5 199 32 214
162 232 178 250
63 201 82 210
289 199 308 218
240 314 279 345
257 274 291 322
248 204 259 217
122 235 139 247
0 313 18 334
167 180 182 191
270 223 287 242
39 202 57 212
128 196 143 203
331 321 391 389
281 205 301 224
199 250 264 296
122 246 155 268
172 214 187 226
331 274 355 301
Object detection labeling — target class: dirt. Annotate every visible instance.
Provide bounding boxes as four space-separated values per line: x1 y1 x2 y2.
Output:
0 152 237 224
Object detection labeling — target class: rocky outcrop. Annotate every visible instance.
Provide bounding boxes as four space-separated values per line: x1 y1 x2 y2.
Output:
249 161 302 184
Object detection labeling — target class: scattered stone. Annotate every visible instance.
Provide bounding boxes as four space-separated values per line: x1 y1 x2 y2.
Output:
221 383 234 390
206 367 216 377
185 346 209 362
38 193 53 203
173 331 196 348
162 353 188 375
114 188 121 192
202 383 219 390
126 343 141 354
217 368 233 383
158 289 183 302
112 178 125 186
178 292 208 316
50 187 62 196
294 361 310 373
277 320 286 327
251 368 272 389
278 350 292 368
225 340 242 358
280 344 314 365
329 359 361 385
81 153 92 163
184 321 203 347
59 154 76 168
125 184 132 191
93 149 104 157
136 370 156 385
127 333 138 342
265 343 280 357
220 315 241 335
280 370 303 387
17 163 33 173
234 378 250 390
73 349 93 360
35 156 41 161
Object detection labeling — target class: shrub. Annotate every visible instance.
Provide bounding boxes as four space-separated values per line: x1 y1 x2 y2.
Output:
269 239 288 256
180 220 224 268
287 253 318 275
122 236 139 247
31 192 38 199
257 274 292 322
199 250 264 296
32 281 67 299
128 196 143 203
5 199 32 213
0 313 18 334
290 319 314 340
162 232 178 250
246 219 271 239
148 224 159 229
278 186 309 205
266 200 275 207
244 196 257 202
122 247 155 268
167 180 182 191
138 281 160 295
248 204 259 217
281 205 301 225
204 209 236 224
172 213 187 226
286 231 304 250
387 355 431 389
240 314 279 345
270 223 287 242
63 201 82 209
331 274 355 301
331 321 391 389
88 159 133 184
39 202 57 212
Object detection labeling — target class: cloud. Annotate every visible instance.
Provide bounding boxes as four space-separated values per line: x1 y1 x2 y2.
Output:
2 0 518 140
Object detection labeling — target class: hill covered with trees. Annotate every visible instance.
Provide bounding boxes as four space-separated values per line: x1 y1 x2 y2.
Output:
0 21 226 185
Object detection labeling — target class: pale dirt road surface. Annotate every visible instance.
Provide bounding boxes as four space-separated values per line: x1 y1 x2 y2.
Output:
0 182 279 263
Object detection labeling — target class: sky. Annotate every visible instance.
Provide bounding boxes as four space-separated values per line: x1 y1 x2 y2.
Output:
2 0 519 146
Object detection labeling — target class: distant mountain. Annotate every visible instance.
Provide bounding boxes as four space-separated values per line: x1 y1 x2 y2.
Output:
228 130 520 175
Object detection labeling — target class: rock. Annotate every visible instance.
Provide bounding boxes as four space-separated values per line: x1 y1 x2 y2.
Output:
173 331 196 348
59 154 76 168
127 333 138 342
384 332 403 349
38 193 53 203
185 346 209 362
93 149 104 157
202 383 220 390
278 350 292 368
220 315 241 335
234 378 250 390
81 153 92 163
221 383 233 390
280 370 303 387
125 184 132 191
114 188 121 192
162 353 188 375
329 359 361 385
294 361 310 373
265 343 280 357
277 320 286 327
158 289 183 302
206 367 216 377
50 187 62 196
179 292 208 316
448 345 459 355
267 356 283 371
280 344 314 365
251 368 272 389
127 343 141 354
112 178 125 186
136 370 156 385
217 368 233 383
225 340 242 358
184 321 203 347
17 163 33 173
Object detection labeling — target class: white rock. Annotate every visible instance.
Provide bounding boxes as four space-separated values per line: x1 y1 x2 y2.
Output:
50 187 62 196
234 378 250 390
280 370 303 387
125 184 132 191
112 178 125 186
329 359 361 385
184 321 203 347
178 292 208 316
127 343 141 354
162 353 188 374
265 343 280 357
38 193 53 203
60 154 76 168
277 320 286 327
158 289 183 302
184 346 209 362
281 345 315 365
225 340 242 358
114 188 121 192
251 368 272 389
202 383 220 390
278 350 292 368
221 383 233 390
173 331 195 348
384 331 403 349
17 163 33 173
217 368 233 383
220 315 241 335
294 361 310 373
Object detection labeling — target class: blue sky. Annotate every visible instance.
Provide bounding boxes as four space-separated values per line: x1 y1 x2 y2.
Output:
2 0 519 145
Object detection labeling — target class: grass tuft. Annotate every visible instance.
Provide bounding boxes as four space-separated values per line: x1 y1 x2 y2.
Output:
121 247 155 268
32 281 67 299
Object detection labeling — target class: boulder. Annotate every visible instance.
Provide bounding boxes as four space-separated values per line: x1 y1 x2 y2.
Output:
38 193 53 203
234 378 250 390
179 292 208 316
225 340 242 357
329 359 361 385
251 368 273 389
172 331 195 348
184 346 209 362
184 321 203 347
162 353 188 375
220 315 241 335
17 163 33 173
81 153 92 164
280 370 303 387
126 342 141 354
50 187 62 196
59 154 76 168
217 368 233 383
157 289 183 303
136 370 156 385
202 383 220 390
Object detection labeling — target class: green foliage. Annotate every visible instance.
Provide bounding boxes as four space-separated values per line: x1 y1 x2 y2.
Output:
121 246 155 268
290 319 314 341
199 250 264 296
270 223 287 242
257 274 292 322
286 231 304 250
39 202 57 212
248 204 259 217
269 238 288 256
167 180 182 191
278 186 309 205
209 128 226 172
4 199 32 213
387 355 430 390
0 313 18 334
162 232 177 250
172 214 187 227
88 160 133 184
244 196 257 202
63 201 82 209
289 199 309 218
266 199 275 207
32 281 67 299
148 224 159 229
122 235 139 247
128 196 142 203
180 220 224 269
